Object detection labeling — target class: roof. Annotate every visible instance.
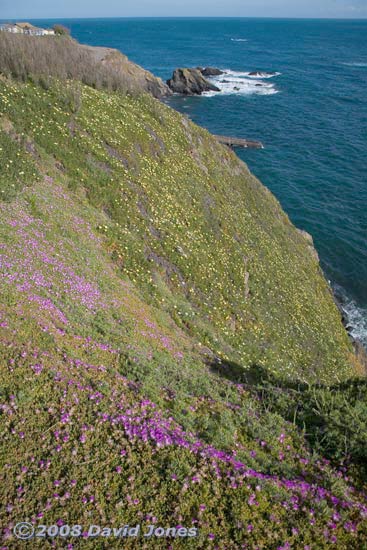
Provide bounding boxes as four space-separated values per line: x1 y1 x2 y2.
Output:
0 21 52 34
15 22 38 30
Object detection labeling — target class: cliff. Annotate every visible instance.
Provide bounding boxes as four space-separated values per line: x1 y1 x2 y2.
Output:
82 44 171 99
0 32 171 98
1 67 366 546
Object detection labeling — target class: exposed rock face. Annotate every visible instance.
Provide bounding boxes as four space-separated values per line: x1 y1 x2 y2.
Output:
297 229 320 262
354 340 367 373
167 68 220 95
200 67 224 77
83 45 172 99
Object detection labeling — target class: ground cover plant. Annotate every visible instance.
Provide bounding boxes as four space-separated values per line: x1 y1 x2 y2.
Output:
0 73 366 549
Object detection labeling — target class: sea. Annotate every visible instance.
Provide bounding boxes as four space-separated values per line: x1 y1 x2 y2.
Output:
12 18 367 346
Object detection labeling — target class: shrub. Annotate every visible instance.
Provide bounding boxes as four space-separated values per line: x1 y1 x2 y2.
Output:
0 33 141 95
251 376 367 484
52 24 70 36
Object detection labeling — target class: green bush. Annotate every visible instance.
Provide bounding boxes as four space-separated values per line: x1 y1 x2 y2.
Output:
53 24 71 36
250 376 367 484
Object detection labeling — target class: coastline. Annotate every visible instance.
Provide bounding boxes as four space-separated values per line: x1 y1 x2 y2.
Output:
165 94 367 358
333 285 367 357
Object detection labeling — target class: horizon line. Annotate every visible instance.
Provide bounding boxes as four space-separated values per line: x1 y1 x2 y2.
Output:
1 16 367 21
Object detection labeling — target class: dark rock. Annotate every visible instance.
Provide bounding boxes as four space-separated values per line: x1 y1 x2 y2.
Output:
214 135 263 149
104 143 129 168
200 67 224 77
144 78 172 99
25 140 40 159
167 68 220 95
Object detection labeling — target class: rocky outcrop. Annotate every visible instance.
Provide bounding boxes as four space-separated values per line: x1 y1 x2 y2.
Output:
199 67 224 77
83 45 172 99
297 229 319 262
354 340 367 373
167 68 220 95
214 135 263 149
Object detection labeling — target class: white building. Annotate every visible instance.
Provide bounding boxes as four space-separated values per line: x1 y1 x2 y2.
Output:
0 24 22 33
0 22 55 36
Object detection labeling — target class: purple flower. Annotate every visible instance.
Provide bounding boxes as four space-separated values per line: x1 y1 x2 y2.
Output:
248 494 258 506
31 363 43 375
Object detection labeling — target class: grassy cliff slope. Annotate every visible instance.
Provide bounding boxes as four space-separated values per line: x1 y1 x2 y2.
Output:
1 75 366 549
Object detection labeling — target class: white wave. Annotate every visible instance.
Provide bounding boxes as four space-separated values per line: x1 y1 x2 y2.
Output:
231 38 248 42
334 285 367 348
203 69 280 97
341 62 367 68
343 303 367 348
225 69 281 79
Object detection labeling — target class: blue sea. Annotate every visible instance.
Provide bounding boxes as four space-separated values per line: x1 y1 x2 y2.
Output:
19 18 367 345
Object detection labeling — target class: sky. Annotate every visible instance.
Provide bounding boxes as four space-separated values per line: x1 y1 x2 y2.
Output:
1 0 367 19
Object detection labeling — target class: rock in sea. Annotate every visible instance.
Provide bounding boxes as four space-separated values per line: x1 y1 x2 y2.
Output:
199 67 224 77
167 68 221 95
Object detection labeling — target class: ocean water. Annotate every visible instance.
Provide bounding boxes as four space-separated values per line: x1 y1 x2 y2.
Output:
26 18 367 345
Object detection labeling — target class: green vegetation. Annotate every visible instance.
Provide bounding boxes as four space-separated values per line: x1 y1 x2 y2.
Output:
0 74 366 549
52 24 71 36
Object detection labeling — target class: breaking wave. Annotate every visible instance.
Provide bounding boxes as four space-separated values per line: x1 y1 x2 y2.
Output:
341 62 367 68
203 69 280 97
333 284 367 348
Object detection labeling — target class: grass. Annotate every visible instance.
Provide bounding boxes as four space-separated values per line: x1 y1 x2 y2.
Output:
0 75 366 548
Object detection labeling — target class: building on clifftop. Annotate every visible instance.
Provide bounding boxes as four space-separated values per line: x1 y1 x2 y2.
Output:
0 22 55 36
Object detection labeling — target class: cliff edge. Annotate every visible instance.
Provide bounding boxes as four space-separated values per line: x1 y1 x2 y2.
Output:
0 32 171 98
82 44 171 99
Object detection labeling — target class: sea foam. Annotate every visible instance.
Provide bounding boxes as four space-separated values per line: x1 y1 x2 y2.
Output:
341 62 367 68
334 284 367 348
203 69 280 97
